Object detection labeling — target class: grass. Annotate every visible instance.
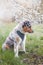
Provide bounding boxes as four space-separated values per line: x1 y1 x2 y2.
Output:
0 22 43 65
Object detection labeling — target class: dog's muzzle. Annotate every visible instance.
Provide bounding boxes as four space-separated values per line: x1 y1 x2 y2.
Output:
28 30 34 33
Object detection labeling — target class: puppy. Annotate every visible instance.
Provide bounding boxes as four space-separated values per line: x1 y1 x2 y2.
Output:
2 21 33 57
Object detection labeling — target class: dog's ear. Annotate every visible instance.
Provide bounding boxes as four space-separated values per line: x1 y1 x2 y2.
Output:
22 22 26 28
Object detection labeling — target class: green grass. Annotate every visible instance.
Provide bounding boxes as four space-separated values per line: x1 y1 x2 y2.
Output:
0 22 43 65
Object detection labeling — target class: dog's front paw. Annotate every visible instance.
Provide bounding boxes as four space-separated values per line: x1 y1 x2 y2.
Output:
22 50 26 53
15 54 19 58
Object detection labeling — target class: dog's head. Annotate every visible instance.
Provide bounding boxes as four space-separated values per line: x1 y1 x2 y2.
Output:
22 21 33 33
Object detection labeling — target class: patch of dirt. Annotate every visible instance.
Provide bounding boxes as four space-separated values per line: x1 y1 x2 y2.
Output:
21 53 43 65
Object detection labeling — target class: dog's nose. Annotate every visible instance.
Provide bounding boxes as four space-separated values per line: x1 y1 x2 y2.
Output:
32 30 34 33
